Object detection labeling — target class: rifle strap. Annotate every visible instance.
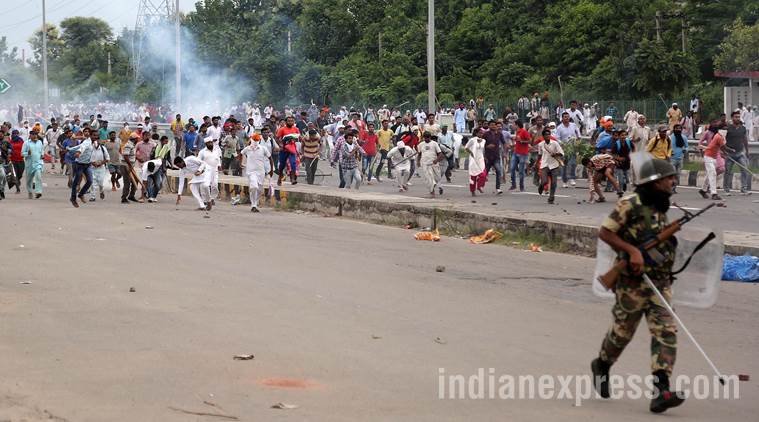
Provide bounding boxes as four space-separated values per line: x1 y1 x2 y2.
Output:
671 232 716 276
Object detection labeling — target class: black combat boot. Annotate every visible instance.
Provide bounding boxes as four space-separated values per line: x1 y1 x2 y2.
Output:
591 358 611 398
650 370 685 413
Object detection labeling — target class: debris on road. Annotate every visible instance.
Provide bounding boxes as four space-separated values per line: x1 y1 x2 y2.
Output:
371 335 382 340
415 229 440 241
434 337 447 345
19 281 32 284
233 354 255 360
739 374 750 381
168 406 239 420
528 243 543 252
716 202 727 208
145 226 154 229
271 402 299 410
469 229 502 244
18 244 24 248
435 265 446 273
129 287 136 293
204 401 226 411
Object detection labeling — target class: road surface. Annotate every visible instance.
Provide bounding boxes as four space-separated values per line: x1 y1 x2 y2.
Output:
0 178 757 421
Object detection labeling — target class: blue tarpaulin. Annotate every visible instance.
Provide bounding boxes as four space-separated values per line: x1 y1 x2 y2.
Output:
722 255 759 282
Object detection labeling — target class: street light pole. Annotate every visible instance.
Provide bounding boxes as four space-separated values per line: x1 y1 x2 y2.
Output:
42 0 49 117
175 0 181 114
427 0 435 115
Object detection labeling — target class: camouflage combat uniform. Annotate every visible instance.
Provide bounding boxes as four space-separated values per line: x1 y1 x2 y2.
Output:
598 193 678 376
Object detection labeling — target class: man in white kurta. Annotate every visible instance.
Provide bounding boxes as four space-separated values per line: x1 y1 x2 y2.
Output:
623 108 639 130
583 104 597 135
465 133 486 195
175 155 210 210
743 105 754 142
89 137 111 201
387 141 414 192
197 136 221 202
241 137 273 212
416 133 444 196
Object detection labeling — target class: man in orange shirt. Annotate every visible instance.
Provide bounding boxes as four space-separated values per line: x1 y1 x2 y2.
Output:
276 116 301 185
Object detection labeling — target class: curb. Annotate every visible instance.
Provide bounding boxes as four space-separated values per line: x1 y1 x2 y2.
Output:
165 173 759 257
684 170 753 191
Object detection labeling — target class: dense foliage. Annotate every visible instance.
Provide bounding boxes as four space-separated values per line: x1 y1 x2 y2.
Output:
2 0 757 112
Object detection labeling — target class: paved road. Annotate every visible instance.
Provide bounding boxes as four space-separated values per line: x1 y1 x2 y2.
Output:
299 159 758 235
0 180 756 420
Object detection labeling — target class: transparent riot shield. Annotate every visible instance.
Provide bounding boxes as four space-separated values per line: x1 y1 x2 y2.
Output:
593 226 723 308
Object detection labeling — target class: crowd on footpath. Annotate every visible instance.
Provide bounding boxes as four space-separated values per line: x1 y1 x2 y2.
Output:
0 97 754 209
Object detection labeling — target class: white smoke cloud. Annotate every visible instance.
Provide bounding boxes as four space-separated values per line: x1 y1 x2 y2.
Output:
137 22 257 118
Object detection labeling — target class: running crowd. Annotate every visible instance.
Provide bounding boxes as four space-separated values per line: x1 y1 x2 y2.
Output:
0 99 753 210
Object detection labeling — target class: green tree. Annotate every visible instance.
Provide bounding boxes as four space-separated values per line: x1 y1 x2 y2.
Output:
627 39 697 96
297 0 360 66
28 24 65 66
714 20 759 72
59 17 113 50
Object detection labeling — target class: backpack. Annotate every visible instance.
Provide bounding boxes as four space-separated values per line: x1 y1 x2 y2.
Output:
648 136 670 153
615 139 632 154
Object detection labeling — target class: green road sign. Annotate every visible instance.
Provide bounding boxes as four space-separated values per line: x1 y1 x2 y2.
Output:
0 79 11 94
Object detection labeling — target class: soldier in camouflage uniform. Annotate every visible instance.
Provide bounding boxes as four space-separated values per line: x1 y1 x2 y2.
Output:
592 158 686 413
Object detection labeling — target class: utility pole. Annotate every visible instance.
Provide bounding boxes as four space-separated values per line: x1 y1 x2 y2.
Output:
42 0 48 116
427 0 435 114
107 51 112 75
655 11 662 42
175 0 181 114
287 30 292 54
681 15 687 53
378 32 382 60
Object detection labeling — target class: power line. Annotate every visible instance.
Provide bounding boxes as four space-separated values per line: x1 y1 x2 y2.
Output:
5 0 80 29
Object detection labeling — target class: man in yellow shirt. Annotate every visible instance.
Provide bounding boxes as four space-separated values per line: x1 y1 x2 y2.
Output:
646 126 672 160
118 123 132 144
170 114 185 156
666 103 682 130
374 119 395 181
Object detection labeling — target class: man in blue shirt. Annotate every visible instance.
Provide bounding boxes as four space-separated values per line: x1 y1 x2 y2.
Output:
66 128 95 208
61 130 79 187
669 124 689 193
595 121 615 153
183 125 199 156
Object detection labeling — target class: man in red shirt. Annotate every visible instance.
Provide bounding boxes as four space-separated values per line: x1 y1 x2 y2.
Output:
9 129 25 194
360 123 379 184
276 116 301 185
347 111 367 140
509 120 531 192
400 127 419 178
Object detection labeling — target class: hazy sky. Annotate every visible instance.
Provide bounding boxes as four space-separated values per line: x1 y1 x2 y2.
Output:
2 0 198 54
